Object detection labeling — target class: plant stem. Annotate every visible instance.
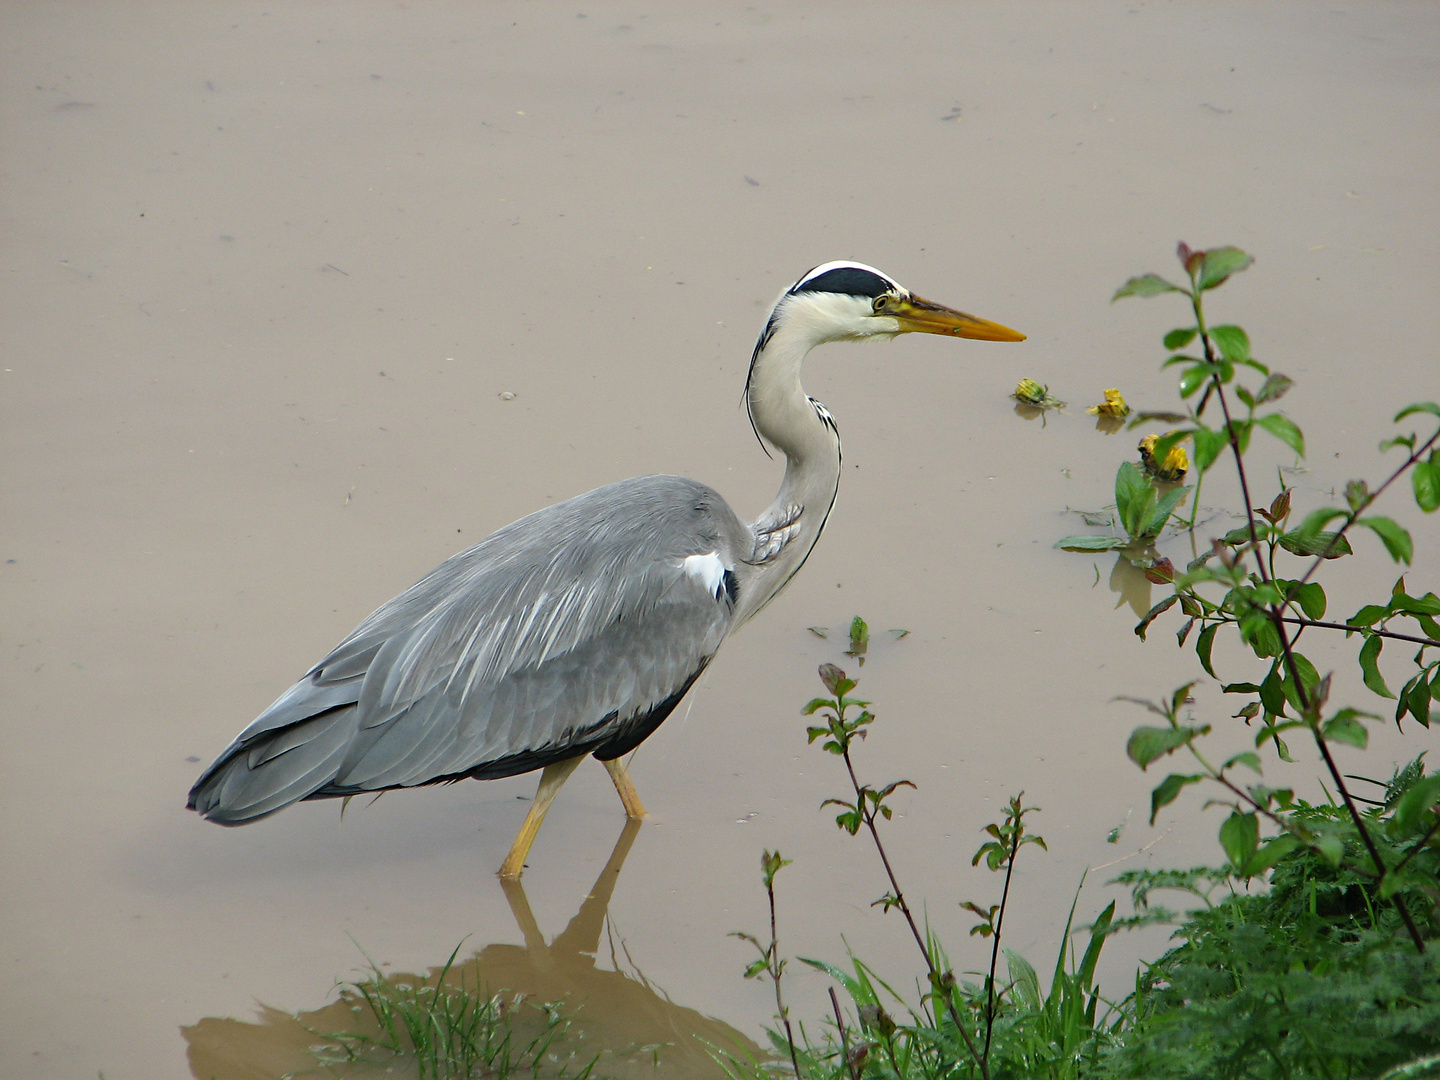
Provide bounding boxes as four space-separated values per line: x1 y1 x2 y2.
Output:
1279 617 1439 649
829 987 861 1080
983 825 1021 1060
1392 818 1440 876
839 748 991 1080
1200 324 1426 953
766 872 803 1080
1291 425 1440 592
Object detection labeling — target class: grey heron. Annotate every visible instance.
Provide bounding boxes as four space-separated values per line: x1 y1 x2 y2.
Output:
187 261 1024 876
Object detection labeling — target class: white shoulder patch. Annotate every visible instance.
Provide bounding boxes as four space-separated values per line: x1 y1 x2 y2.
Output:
682 551 727 599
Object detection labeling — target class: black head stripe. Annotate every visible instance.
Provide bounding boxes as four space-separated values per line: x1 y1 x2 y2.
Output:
791 266 895 298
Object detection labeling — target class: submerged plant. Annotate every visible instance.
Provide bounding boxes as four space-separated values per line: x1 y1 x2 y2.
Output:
307 945 594 1080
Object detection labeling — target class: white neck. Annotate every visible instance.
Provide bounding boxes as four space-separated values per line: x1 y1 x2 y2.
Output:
735 296 845 623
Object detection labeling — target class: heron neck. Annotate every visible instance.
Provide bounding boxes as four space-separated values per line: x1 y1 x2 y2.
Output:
741 318 842 619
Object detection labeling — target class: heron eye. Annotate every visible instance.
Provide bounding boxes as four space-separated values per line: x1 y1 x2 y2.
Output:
873 296 890 313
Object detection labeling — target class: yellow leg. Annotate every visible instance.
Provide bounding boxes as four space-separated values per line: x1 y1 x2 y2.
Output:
499 756 584 878
602 756 647 819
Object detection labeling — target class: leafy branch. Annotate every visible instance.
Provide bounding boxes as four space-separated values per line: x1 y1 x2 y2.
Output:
804 662 992 1079
1112 242 1440 953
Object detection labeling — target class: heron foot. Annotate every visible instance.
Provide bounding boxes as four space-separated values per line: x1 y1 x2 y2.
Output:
602 757 647 819
499 755 585 878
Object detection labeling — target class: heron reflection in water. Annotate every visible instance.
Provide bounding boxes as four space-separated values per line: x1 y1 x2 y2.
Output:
188 262 1024 875
181 821 761 1079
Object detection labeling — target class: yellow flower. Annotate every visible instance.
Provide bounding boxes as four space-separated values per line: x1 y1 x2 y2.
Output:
1012 378 1064 409
1139 433 1189 482
1086 388 1130 418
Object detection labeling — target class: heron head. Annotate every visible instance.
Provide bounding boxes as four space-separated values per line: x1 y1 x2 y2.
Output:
778 261 1026 345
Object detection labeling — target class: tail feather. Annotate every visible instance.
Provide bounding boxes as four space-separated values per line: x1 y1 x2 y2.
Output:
189 705 357 824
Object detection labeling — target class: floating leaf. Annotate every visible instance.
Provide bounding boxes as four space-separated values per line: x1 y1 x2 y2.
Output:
1054 535 1127 551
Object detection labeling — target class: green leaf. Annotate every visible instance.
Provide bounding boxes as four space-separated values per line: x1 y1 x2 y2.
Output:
1192 426 1229 473
1196 623 1220 678
1209 324 1251 364
1360 515 1413 564
1358 634 1396 699
1278 529 1353 559
801 698 833 716
1149 773 1203 825
1394 402 1440 421
1260 669 1288 716
1256 413 1305 457
1292 506 1347 539
1163 327 1198 350
1291 581 1326 620
1394 773 1440 832
1245 833 1300 876
1242 611 1283 658
1316 834 1345 868
1127 725 1198 769
1280 652 1321 713
1225 751 1262 773
848 616 869 648
1322 712 1368 749
1117 463 1156 540
1144 485 1193 537
1054 535 1127 552
1113 273 1184 300
1404 673 1432 727
1198 247 1254 291
1389 591 1440 616
1222 523 1268 546
1219 811 1259 870
1413 460 1440 512
1178 365 1210 398
1134 595 1178 641
1254 373 1294 404
1347 604 1390 627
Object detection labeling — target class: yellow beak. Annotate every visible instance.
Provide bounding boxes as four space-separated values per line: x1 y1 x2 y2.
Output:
892 295 1026 342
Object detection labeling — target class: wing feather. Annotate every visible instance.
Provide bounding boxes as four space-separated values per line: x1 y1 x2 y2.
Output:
188 475 749 823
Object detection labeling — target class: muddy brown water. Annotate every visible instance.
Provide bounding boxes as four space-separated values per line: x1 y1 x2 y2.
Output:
3 3 1438 1077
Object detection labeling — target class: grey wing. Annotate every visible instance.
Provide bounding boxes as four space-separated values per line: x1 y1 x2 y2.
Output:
188 476 750 824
